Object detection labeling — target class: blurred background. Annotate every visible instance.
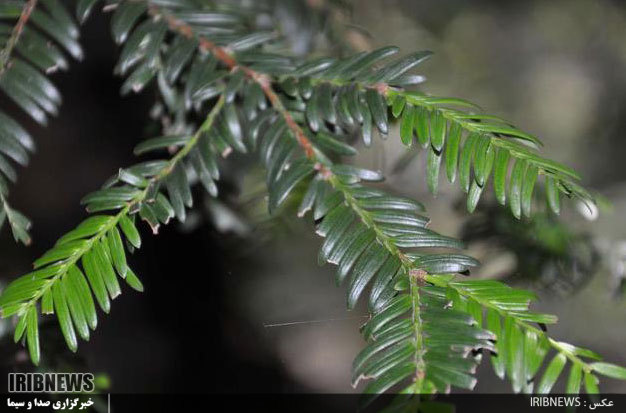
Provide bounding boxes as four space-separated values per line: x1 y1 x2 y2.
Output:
1 0 626 395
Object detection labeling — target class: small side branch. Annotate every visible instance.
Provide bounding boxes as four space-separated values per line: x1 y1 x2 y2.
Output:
148 5 317 160
19 95 226 318
409 271 426 391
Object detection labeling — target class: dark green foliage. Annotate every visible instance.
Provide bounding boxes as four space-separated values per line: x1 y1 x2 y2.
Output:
0 0 621 401
428 276 617 395
0 0 82 243
387 92 593 216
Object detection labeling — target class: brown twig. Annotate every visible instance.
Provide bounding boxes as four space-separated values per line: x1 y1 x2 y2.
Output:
0 0 37 76
150 6 317 160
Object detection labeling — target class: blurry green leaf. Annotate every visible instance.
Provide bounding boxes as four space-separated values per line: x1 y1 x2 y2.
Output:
537 353 567 394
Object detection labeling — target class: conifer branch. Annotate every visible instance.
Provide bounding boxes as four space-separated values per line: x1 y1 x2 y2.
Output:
0 0 623 401
424 274 619 393
0 95 226 365
427 273 591 369
148 3 318 160
0 0 82 243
